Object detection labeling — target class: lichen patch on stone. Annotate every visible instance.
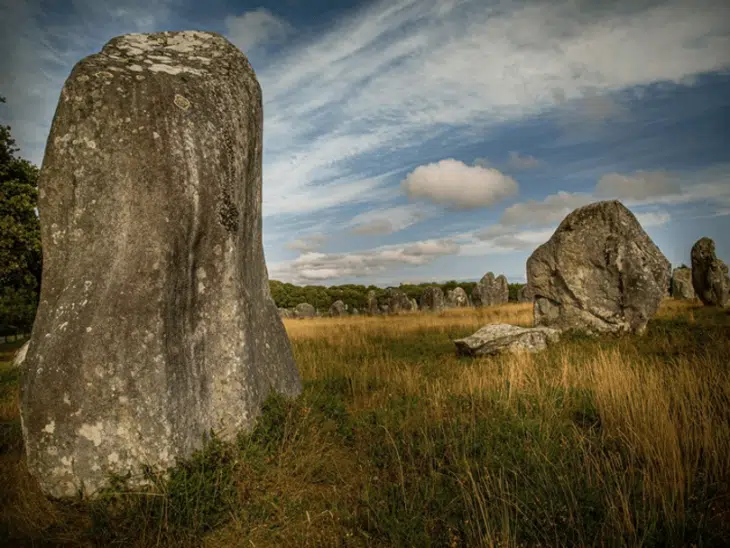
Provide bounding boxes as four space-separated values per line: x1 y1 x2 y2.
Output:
174 94 191 110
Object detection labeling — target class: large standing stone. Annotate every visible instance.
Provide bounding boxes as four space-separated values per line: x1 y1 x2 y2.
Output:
20 31 302 499
670 267 695 300
691 238 730 308
329 300 346 317
526 200 670 334
294 303 315 319
420 286 445 312
446 287 469 308
454 324 561 357
472 272 509 307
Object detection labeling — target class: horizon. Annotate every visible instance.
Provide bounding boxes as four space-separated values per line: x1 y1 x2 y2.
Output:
2 0 729 287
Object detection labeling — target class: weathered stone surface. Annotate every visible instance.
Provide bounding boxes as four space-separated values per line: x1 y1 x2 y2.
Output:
13 341 30 367
410 298 419 312
278 308 294 319
454 324 561 357
329 300 346 317
367 290 378 316
383 288 413 314
518 285 534 303
420 286 445 312
526 200 670 335
691 238 730 307
446 287 469 308
472 272 509 307
20 31 302 499
670 267 695 300
294 303 315 319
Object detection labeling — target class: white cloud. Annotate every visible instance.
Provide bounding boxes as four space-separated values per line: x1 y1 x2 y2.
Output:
595 171 682 201
507 151 540 170
401 159 519 209
634 210 671 228
348 203 433 235
225 8 292 52
500 191 594 227
270 237 460 283
285 234 328 253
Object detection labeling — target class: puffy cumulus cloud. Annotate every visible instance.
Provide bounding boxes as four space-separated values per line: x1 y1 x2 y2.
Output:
595 171 683 201
225 8 292 52
507 151 540 170
285 234 328 253
401 159 519 209
348 203 434 235
499 191 593 227
270 238 460 282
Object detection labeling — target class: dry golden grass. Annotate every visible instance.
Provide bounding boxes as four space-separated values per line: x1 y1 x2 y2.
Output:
2 298 729 547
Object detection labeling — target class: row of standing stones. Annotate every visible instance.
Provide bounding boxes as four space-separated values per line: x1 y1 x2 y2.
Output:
10 31 730 500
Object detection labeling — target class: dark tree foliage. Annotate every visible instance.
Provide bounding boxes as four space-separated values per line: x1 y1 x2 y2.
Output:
0 96 42 335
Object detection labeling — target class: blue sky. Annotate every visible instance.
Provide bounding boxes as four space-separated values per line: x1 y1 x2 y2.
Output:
2 0 730 286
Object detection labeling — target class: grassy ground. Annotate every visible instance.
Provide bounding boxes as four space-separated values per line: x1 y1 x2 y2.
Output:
1 300 729 547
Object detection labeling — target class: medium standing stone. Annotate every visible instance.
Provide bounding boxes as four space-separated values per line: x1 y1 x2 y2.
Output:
367 290 379 316
420 286 445 312
670 266 695 300
329 300 346 317
20 31 302 499
691 238 730 307
294 303 315 319
472 272 509 307
526 200 670 334
446 287 469 308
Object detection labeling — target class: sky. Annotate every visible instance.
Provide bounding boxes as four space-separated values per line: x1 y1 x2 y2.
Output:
2 0 730 286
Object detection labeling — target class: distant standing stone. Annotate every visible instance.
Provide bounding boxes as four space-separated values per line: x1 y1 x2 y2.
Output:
367 290 378 316
526 200 670 334
420 286 445 312
691 237 730 308
446 287 469 308
295 303 315 319
518 285 534 303
472 272 509 307
670 267 695 300
20 31 302 499
329 300 346 317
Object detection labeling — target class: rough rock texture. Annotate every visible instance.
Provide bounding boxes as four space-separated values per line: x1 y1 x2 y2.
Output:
454 324 561 357
670 267 695 300
472 272 509 307
13 341 30 367
410 298 419 312
691 238 730 307
383 288 413 315
446 287 469 308
329 300 346 317
518 285 534 303
20 31 302 499
367 290 378 316
526 200 670 335
294 303 315 319
420 286 445 312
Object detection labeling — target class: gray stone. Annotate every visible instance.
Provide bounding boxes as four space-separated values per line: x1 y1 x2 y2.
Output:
20 31 302 499
351 308 359 315
670 267 695 300
410 298 419 312
454 324 561 357
13 341 30 367
294 303 315 319
278 308 294 319
329 300 346 317
446 287 469 308
472 272 509 307
383 288 413 314
691 238 730 308
420 286 445 312
526 200 670 335
518 285 534 303
367 290 378 316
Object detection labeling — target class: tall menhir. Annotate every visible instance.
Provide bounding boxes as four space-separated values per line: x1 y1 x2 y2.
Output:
21 31 302 498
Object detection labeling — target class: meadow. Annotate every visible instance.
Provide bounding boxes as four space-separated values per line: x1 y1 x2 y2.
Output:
1 300 729 547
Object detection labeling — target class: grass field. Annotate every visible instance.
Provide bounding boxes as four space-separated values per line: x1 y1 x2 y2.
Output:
1 300 729 546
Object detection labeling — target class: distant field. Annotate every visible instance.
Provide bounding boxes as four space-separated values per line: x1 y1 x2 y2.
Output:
2 300 729 547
